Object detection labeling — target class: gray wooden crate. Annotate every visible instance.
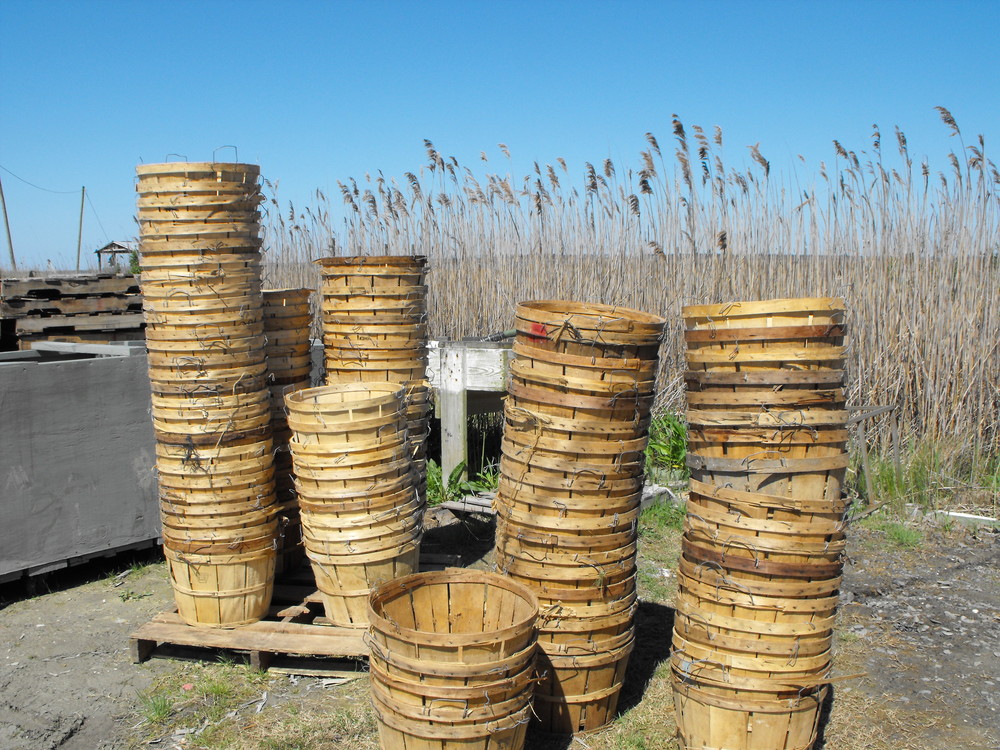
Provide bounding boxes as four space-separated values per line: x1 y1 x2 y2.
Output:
0 347 159 582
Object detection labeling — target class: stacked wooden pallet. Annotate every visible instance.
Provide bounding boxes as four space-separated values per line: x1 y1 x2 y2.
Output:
0 273 144 349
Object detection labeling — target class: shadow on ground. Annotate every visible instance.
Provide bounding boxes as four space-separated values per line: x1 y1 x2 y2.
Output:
527 601 676 750
421 511 496 566
813 684 837 749
0 543 162 610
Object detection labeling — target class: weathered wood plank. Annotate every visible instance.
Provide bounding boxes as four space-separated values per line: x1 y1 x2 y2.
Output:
132 613 367 657
439 496 495 514
427 340 512 392
18 329 145 349
15 312 145 333
130 637 156 663
26 341 145 357
265 660 365 678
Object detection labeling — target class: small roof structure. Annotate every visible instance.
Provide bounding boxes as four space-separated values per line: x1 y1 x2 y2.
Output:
94 241 137 269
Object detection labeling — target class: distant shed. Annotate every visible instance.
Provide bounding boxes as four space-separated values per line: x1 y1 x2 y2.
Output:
94 240 137 270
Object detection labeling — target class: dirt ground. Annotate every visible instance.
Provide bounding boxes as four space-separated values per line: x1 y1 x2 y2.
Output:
0 515 997 750
831 520 1000 748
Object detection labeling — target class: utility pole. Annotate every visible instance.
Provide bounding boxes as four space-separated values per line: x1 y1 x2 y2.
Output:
76 186 85 272
0 174 16 271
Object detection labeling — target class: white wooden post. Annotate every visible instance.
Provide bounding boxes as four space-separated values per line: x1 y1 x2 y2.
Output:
439 345 468 489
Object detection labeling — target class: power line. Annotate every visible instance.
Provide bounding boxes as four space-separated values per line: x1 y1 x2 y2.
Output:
0 163 79 195
85 191 110 243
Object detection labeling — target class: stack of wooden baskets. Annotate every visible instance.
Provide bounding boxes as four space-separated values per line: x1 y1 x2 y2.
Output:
263 288 313 575
135 162 276 628
367 569 539 750
670 297 849 750
494 300 666 735
285 383 422 627
317 256 432 501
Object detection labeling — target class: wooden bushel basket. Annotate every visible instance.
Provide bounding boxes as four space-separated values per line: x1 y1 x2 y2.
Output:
672 667 826 750
317 255 427 287
368 569 538 664
136 192 262 210
263 286 312 306
162 545 275 628
285 383 405 424
308 538 421 628
371 696 531 750
366 569 537 750
137 252 262 273
681 297 846 378
532 635 634 736
515 300 664 360
512 339 659 380
136 161 260 180
324 362 428 379
323 321 428 340
138 237 263 255
139 259 260 279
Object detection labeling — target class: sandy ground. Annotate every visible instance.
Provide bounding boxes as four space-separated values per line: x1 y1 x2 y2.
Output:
0 519 997 750
0 553 174 750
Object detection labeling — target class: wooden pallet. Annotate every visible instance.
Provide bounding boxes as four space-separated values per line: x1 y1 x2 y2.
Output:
130 554 462 675
131 568 366 674
2 294 142 318
0 274 140 299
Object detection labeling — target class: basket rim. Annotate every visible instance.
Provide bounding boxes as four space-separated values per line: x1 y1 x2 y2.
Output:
681 296 846 318
315 254 428 268
136 162 261 175
368 568 539 642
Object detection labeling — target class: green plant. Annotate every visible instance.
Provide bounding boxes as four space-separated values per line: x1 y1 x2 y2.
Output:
645 413 687 482
856 439 1000 512
137 691 173 724
426 459 445 505
863 516 924 548
636 566 671 603
200 675 236 700
639 500 687 537
936 514 955 534
118 589 151 602
128 249 141 275
426 459 499 506
885 522 923 548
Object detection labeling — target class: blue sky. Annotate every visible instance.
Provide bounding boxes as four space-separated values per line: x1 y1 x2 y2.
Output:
1 0 997 269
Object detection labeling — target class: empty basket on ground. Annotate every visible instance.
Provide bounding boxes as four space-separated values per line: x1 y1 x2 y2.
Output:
494 300 665 735
263 288 313 575
285 383 422 627
317 256 431 500
367 569 539 750
136 162 277 628
671 297 848 750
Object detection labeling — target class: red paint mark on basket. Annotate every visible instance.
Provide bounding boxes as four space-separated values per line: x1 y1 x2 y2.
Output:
528 322 548 342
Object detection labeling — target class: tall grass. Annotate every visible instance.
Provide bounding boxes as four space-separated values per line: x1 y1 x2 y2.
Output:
261 110 1000 455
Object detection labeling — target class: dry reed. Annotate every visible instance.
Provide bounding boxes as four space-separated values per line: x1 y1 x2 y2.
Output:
260 111 1000 455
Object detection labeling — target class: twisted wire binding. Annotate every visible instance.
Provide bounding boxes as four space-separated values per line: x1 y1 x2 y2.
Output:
786 637 801 667
720 537 762 567
677 608 715 642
